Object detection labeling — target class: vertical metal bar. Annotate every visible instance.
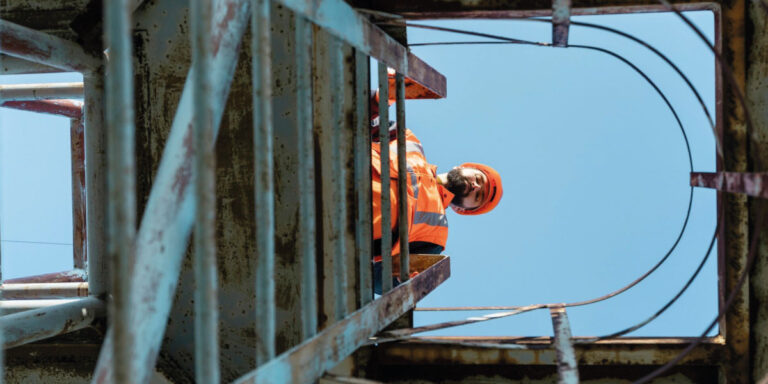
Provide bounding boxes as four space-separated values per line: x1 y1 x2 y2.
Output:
329 36 348 321
296 15 317 339
354 51 373 307
191 0 220 382
550 306 580 384
84 74 107 298
552 0 571 47
395 73 409 282
104 0 136 382
252 0 275 366
377 63 392 293
70 118 87 269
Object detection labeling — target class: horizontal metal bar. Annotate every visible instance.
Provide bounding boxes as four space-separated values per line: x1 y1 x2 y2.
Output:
691 172 768 198
0 82 83 102
321 374 384 384
1 297 104 348
3 269 86 284
1 283 89 299
0 20 100 73
0 55 63 75
233 256 451 384
368 337 725 367
273 0 446 98
1 99 83 118
0 299 83 315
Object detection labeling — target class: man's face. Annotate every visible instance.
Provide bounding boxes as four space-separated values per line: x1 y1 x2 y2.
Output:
445 167 488 210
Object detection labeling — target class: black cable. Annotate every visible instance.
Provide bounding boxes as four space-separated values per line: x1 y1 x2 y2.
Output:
377 23 702 338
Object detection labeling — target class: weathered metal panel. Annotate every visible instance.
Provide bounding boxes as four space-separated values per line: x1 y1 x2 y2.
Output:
377 62 393 293
0 82 83 102
341 43 360 316
91 1 251 382
354 50 373 308
232 255 451 384
1 297 103 349
395 73 409 282
0 19 99 73
0 99 82 118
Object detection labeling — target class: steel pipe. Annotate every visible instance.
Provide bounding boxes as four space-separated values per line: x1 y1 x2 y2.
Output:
0 298 83 315
0 82 83 102
395 73 409 282
191 0 220 381
1 99 82 118
105 0 137 381
1 297 104 349
84 74 108 297
0 19 100 73
1 283 89 299
0 55 63 75
550 306 579 384
552 0 572 47
691 171 768 198
91 1 250 382
330 36 348 321
252 0 276 366
70 118 87 269
378 62 392 293
4 269 86 284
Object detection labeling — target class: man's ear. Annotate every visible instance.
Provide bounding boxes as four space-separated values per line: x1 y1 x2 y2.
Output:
450 204 466 213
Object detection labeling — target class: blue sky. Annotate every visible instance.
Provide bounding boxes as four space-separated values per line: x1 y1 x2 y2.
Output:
0 10 715 338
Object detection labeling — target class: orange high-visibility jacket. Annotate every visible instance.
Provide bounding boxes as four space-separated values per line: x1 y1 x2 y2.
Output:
371 127 454 255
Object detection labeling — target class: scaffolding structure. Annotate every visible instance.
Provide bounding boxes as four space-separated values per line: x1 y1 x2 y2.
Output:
0 0 765 383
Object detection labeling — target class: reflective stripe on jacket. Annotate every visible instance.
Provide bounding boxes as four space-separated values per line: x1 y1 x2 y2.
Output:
371 128 454 254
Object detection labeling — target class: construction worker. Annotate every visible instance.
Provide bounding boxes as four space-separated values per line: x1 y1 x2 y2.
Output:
370 99 503 293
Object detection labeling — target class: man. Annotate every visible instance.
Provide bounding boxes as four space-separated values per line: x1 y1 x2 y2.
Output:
371 115 503 291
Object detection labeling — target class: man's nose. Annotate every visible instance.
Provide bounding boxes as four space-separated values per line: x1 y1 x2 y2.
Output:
471 181 481 191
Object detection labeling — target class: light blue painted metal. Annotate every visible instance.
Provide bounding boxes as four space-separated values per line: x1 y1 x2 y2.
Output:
295 15 318 340
0 19 100 73
252 0 276 366
550 306 580 384
105 0 136 382
1 297 104 349
271 0 406 73
552 0 572 47
378 62 392 293
232 256 451 384
83 75 107 298
191 0 220 382
354 50 373 307
395 73 409 282
0 82 83 102
90 1 251 382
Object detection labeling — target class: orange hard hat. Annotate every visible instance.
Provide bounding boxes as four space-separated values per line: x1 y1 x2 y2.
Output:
453 163 503 216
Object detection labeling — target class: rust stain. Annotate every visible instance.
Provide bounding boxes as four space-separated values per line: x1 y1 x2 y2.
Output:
212 0 239 57
171 127 195 201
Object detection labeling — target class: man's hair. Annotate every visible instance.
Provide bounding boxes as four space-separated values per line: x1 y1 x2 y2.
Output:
445 168 469 206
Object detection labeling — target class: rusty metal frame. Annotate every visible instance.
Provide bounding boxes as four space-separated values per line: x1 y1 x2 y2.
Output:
1 297 104 349
233 256 450 384
692 171 768 198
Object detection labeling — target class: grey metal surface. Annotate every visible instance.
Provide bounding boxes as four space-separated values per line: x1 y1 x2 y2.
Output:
83 74 107 298
395 73 409 282
354 50 373 307
0 19 99 73
0 82 82 102
1 283 89 299
70 118 86 269
551 0 571 47
1 297 104 349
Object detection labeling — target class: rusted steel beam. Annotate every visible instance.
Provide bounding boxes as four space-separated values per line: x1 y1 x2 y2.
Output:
0 83 83 102
395 73 409 282
1 283 89 299
691 172 768 198
70 118 86 269
84 74 108 297
549 306 579 384
1 99 83 118
378 62 393 294
0 19 99 73
0 55 63 75
4 269 86 284
552 0 571 47
273 0 446 98
352 0 717 19
1 297 104 349
354 49 373 307
232 256 450 384
368 337 724 367
91 1 250 382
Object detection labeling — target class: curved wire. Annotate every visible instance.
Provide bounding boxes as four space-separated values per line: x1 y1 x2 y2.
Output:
377 23 701 338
